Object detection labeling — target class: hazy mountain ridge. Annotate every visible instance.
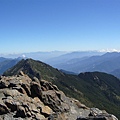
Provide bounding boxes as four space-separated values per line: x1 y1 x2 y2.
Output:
1 51 120 79
0 57 9 62
111 68 120 78
45 51 104 65
3 59 120 119
0 51 68 61
50 52 120 78
0 57 21 75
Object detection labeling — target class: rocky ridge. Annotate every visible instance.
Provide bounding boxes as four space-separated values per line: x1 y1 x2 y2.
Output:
0 71 118 120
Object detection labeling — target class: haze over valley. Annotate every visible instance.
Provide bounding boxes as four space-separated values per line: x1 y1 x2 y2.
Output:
1 51 120 78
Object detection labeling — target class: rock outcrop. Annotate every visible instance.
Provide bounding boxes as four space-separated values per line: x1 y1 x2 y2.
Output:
0 72 118 120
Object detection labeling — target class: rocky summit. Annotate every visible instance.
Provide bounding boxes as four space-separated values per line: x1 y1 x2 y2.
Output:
0 71 118 120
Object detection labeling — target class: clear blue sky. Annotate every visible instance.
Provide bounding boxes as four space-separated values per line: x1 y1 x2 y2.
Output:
0 0 120 53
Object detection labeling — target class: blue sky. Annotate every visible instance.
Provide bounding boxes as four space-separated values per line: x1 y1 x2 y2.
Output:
0 0 120 53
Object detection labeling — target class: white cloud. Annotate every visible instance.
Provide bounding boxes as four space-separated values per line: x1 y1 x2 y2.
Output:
99 49 120 52
22 54 26 58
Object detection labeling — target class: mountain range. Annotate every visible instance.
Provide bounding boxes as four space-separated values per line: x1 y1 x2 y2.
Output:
48 52 120 78
0 51 104 75
0 51 68 61
3 58 120 119
0 57 21 75
45 51 104 65
1 51 120 79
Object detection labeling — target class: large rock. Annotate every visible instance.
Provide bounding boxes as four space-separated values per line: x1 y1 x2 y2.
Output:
76 108 118 120
0 92 9 115
0 102 9 115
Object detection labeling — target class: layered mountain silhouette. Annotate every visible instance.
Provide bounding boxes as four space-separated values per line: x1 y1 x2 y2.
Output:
1 52 120 78
45 51 104 66
3 59 120 119
0 57 21 75
50 52 120 78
